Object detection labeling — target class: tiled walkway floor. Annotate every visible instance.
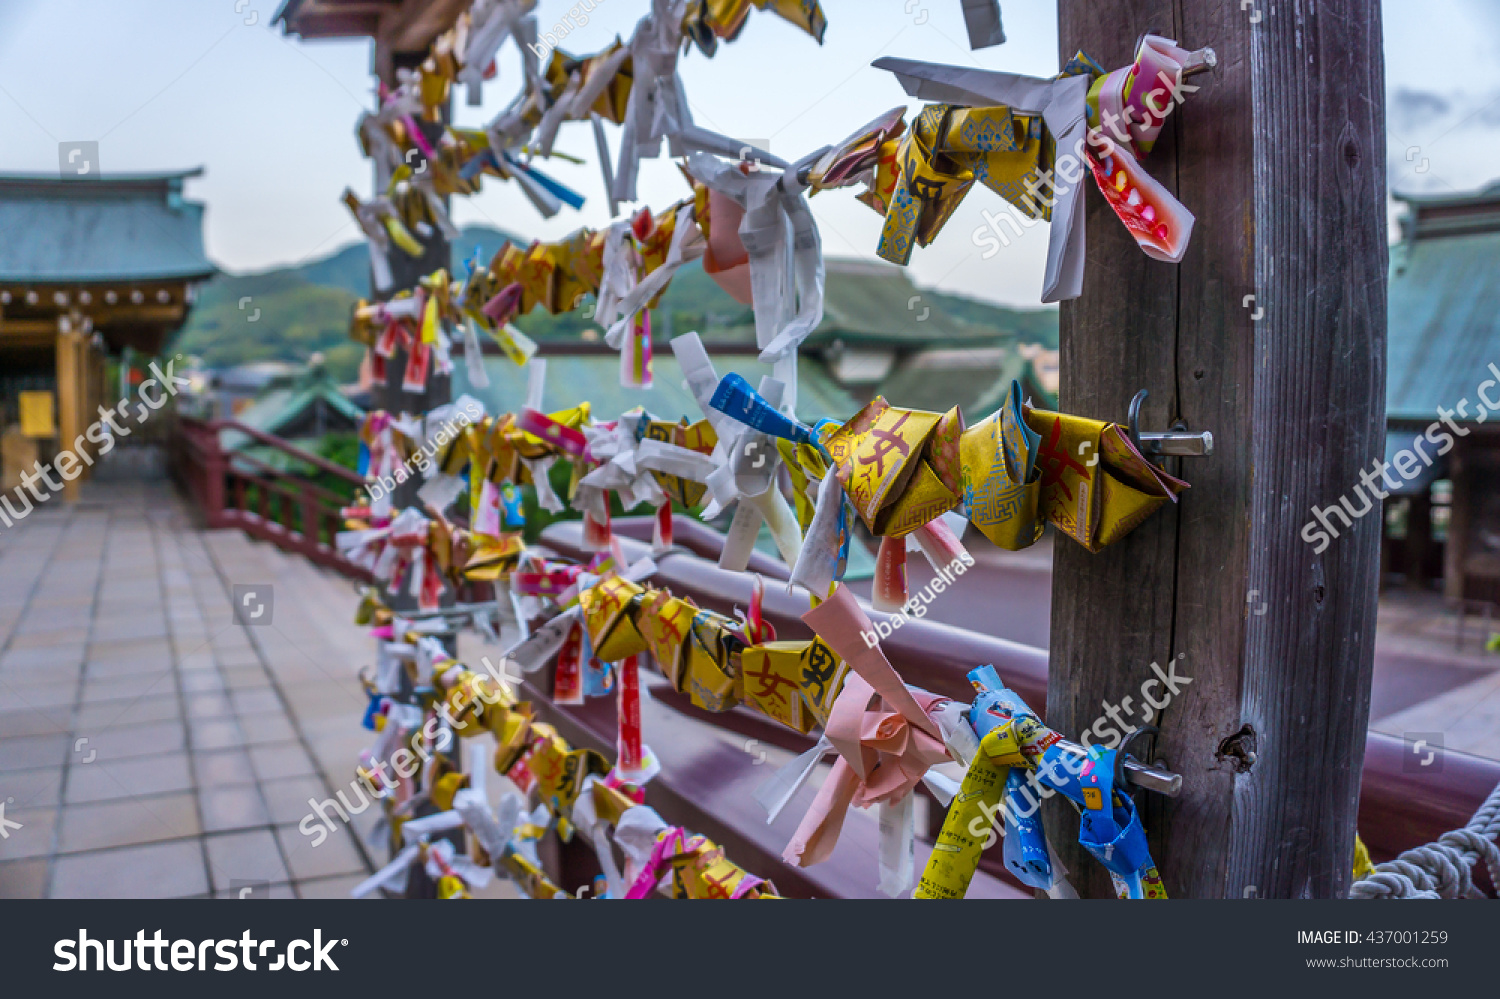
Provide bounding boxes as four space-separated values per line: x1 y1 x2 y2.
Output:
0 477 378 898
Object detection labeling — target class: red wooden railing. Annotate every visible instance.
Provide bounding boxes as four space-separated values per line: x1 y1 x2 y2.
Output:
538 517 1500 890
164 420 1499 893
169 415 372 582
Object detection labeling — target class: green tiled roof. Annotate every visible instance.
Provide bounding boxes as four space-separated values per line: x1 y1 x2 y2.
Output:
1387 187 1500 424
220 364 365 452
878 345 1039 418
0 171 214 284
455 350 863 426
650 257 1015 352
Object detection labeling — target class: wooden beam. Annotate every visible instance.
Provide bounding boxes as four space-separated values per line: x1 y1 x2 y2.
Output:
1048 0 1387 898
377 0 469 55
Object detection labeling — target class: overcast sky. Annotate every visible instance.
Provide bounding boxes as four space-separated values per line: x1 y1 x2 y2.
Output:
0 0 1493 306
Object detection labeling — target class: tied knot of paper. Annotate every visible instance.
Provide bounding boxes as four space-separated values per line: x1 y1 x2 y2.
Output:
782 584 950 868
829 675 949 811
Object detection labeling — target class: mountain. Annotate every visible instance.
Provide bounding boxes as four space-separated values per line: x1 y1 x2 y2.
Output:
170 223 1057 382
171 225 521 382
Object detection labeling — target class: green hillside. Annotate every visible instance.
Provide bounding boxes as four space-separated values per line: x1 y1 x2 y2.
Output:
170 224 1057 381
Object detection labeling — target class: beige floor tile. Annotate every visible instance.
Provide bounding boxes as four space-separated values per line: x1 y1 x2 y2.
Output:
0 858 48 898
51 839 209 898
91 721 186 762
261 775 329 826
294 873 374 899
0 681 77 713
249 743 316 781
189 718 246 751
92 617 169 643
84 655 172 679
192 748 257 789
200 785 270 833
215 650 264 669
0 806 56 860
56 792 200 853
18 601 92 623
0 660 81 684
64 752 193 804
8 628 87 650
0 733 69 773
0 705 72 738
277 822 368 881
87 637 173 662
185 692 234 721
80 673 173 705
212 882 296 899
75 693 180 731
223 668 272 692
239 713 296 746
0 650 83 677
204 828 289 890
179 672 225 694
231 688 283 716
2 765 64 809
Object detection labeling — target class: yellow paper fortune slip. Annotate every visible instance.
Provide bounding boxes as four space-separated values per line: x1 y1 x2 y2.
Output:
875 103 1049 266
636 589 699 692
440 667 514 737
513 403 590 460
489 701 535 776
739 637 846 735
638 415 718 508
1023 404 1188 553
824 396 965 537
682 0 827 54
777 437 829 532
579 572 649 663
541 42 632 126
500 845 567 900
683 609 745 712
527 724 610 835
463 533 525 581
914 720 1031 899
672 834 780 900
960 380 1043 551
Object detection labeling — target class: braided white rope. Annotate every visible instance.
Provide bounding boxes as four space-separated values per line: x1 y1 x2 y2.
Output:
1349 775 1500 899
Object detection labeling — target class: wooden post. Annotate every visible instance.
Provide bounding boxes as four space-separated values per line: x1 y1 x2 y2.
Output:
1443 443 1468 600
83 341 104 479
1047 0 1387 897
368 44 453 617
372 42 454 623
54 318 86 502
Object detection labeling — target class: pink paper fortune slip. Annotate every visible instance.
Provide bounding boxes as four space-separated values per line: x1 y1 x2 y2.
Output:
782 584 950 868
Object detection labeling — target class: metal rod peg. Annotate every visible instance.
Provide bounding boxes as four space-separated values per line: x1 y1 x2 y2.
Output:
1127 389 1215 457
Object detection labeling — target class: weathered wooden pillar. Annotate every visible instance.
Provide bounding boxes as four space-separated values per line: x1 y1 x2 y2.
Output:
371 43 453 620
373 47 452 503
54 317 87 501
1047 0 1387 898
